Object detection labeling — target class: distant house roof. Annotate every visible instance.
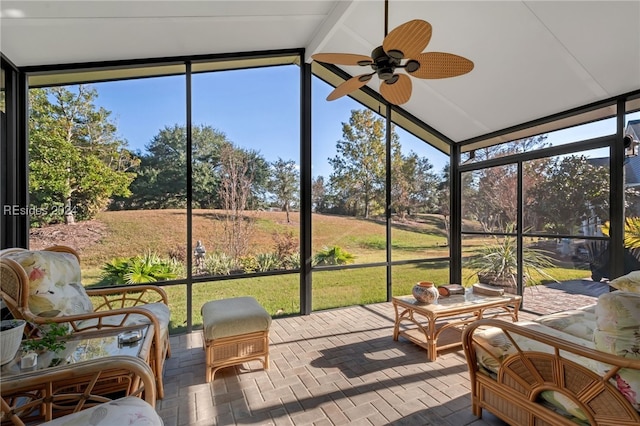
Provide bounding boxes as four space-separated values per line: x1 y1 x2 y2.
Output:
586 120 640 187
627 120 640 187
587 156 640 188
626 156 640 187
628 119 640 142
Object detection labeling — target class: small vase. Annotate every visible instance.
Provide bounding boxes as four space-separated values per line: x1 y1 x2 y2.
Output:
412 281 439 304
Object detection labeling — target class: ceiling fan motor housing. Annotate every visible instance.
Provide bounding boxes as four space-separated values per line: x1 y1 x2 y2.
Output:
371 46 400 81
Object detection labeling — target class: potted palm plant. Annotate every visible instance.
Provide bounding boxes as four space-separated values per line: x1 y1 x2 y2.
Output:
466 233 557 293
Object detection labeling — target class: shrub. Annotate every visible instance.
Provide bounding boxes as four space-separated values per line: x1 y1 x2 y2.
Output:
204 252 237 276
255 253 282 272
101 252 178 285
273 231 298 259
167 244 187 263
283 252 301 269
313 246 356 266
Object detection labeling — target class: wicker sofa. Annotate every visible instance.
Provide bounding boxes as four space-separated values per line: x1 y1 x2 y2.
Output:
462 274 640 426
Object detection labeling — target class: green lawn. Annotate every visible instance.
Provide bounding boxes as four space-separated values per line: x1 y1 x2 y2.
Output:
32 209 593 334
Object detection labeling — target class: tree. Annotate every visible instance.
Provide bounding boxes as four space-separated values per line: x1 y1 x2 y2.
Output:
391 150 439 219
328 109 390 218
122 124 230 209
120 124 269 210
219 144 257 261
528 155 610 234
463 136 549 232
267 158 299 223
29 86 137 225
436 165 451 245
312 176 328 213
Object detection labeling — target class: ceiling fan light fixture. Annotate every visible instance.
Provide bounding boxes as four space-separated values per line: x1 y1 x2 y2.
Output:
379 68 395 81
386 74 400 85
405 60 420 73
386 49 404 60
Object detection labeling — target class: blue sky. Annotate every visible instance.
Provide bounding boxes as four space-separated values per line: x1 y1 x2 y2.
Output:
91 65 638 178
91 65 446 179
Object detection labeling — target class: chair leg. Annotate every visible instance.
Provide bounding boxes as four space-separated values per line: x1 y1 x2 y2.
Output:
155 360 165 399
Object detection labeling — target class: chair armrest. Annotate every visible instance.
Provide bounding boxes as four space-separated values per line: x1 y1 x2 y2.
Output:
0 355 157 425
86 285 169 311
22 305 162 337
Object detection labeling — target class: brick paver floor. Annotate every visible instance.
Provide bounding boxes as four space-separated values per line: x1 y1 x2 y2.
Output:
157 285 599 425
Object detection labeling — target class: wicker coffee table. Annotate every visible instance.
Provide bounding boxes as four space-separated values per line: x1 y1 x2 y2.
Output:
392 291 521 361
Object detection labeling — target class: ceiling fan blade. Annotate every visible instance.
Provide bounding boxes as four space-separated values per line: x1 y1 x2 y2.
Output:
327 74 373 101
382 20 432 60
408 52 474 79
311 53 373 66
380 74 412 105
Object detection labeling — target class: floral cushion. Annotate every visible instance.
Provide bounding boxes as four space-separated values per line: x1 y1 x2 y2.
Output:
4 250 92 317
534 304 596 341
41 396 163 425
609 271 640 292
594 290 640 411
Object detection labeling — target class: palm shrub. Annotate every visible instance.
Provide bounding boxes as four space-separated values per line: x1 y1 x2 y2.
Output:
313 246 356 266
101 252 178 285
602 217 640 249
466 233 557 287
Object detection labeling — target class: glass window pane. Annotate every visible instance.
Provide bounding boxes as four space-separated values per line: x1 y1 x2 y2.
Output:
191 65 300 277
28 74 187 285
313 266 386 310
461 118 616 165
520 237 606 315
461 164 517 233
625 111 640 219
191 276 300 328
391 129 449 261
391 261 450 297
312 77 387 264
523 149 610 235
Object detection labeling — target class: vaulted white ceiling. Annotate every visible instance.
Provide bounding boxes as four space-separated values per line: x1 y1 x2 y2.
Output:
1 1 639 144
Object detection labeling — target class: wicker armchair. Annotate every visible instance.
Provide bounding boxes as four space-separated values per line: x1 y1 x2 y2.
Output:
0 355 162 425
0 246 171 399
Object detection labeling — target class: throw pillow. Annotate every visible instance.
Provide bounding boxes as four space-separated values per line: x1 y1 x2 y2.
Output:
609 270 640 292
4 250 93 317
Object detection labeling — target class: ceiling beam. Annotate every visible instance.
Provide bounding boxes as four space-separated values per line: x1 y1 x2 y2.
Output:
304 0 357 63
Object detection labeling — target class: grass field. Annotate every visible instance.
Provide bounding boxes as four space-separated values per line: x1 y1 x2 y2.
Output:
33 209 592 333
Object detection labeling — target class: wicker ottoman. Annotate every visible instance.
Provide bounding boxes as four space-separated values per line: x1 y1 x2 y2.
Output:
201 296 271 382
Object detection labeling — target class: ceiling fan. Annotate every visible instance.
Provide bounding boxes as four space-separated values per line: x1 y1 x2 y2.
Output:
311 0 474 105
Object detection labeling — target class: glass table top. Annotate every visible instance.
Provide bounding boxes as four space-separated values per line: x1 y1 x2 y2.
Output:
0 325 149 377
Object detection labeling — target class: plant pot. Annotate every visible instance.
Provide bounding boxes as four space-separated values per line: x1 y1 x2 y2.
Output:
0 319 26 365
412 281 439 304
476 272 524 294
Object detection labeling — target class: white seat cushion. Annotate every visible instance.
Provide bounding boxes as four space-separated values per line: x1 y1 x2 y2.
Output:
79 302 170 341
41 396 163 425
